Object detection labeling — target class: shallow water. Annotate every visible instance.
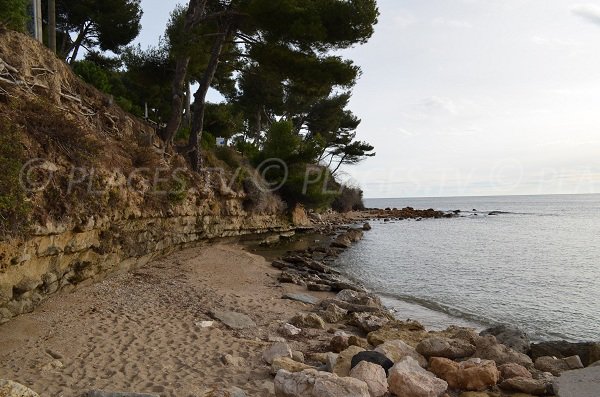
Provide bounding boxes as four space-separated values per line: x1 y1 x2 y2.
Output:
335 194 600 341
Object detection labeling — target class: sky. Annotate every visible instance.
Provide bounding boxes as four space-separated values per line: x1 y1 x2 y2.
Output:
135 0 600 198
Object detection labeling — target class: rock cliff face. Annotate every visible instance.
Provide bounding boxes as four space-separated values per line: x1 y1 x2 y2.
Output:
0 29 296 323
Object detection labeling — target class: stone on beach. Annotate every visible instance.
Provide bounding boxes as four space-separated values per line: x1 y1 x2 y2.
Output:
553 365 600 397
480 324 531 354
271 357 314 375
499 363 533 380
367 320 428 347
534 355 583 376
279 323 302 337
0 380 40 397
530 341 600 367
282 293 320 305
387 357 448 397
429 357 500 391
336 290 381 308
263 342 293 364
274 369 370 397
473 335 533 367
290 313 326 329
330 335 350 353
350 351 394 376
499 376 553 395
416 336 476 359
201 387 247 397
82 392 160 397
210 310 256 330
374 339 428 368
349 361 388 397
333 346 366 377
350 312 390 333
320 303 348 323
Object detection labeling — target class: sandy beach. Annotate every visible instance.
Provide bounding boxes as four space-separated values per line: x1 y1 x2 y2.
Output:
0 242 334 397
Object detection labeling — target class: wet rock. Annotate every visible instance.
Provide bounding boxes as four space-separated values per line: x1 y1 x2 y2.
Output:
416 336 476 359
210 310 256 330
388 357 448 397
349 361 388 397
279 323 302 337
271 357 314 375
290 313 326 329
320 303 348 323
350 351 394 376
0 379 40 397
499 376 553 395
331 236 352 249
480 324 531 354
336 290 381 308
367 320 428 347
282 293 320 305
274 369 370 397
333 346 366 377
553 365 600 397
534 355 583 376
362 223 372 231
374 339 427 368
499 363 532 380
473 335 533 367
350 312 390 333
263 342 293 364
530 341 600 367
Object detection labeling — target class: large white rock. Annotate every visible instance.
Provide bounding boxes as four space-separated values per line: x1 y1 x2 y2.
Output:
274 369 370 397
387 357 448 397
375 339 428 367
349 361 388 397
0 380 39 397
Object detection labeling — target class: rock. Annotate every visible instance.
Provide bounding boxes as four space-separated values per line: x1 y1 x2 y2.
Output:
530 341 600 367
350 313 389 333
499 363 532 380
0 380 40 397
534 355 583 376
367 320 428 347
283 293 320 305
480 324 531 354
320 303 348 323
429 357 500 391
274 369 370 397
292 351 305 363
375 339 427 368
362 223 372 231
333 346 366 377
331 335 350 353
271 357 314 375
196 321 214 328
269 336 288 343
331 236 352 249
41 359 64 371
416 336 476 359
201 387 247 397
263 342 293 364
82 392 160 397
590 360 600 367
350 351 394 376
500 377 553 395
211 310 256 330
336 290 381 308
349 336 369 349
388 357 448 397
325 353 339 373
290 313 326 329
349 361 388 397
221 354 245 367
473 335 533 367
346 229 364 242
280 323 302 337
458 393 499 397
307 283 332 292
553 365 600 397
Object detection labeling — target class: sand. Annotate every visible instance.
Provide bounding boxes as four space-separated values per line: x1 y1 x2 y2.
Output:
0 243 335 397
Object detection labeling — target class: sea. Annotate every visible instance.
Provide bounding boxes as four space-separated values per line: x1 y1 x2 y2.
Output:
334 194 600 342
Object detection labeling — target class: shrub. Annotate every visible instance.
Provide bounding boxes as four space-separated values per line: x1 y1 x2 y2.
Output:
0 0 28 32
332 185 365 212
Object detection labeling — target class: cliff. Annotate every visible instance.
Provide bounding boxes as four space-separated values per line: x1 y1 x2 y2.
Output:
0 28 305 324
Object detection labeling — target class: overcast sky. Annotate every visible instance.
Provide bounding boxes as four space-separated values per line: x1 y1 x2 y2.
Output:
136 0 600 198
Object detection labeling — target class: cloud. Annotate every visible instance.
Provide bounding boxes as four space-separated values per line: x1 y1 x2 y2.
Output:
572 4 600 26
432 17 473 29
530 35 582 48
392 11 417 29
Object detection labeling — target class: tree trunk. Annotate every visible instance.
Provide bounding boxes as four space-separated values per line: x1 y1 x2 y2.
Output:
162 0 208 146
48 0 56 53
68 24 89 64
184 82 192 127
187 21 233 171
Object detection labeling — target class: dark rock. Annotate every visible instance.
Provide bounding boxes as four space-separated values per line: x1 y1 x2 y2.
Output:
350 351 394 376
531 341 600 367
480 324 531 354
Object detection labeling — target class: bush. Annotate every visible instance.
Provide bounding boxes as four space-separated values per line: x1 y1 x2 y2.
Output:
0 0 28 32
332 185 365 212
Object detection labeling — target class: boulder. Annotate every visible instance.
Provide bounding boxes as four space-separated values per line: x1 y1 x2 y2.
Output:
499 363 532 380
290 313 325 329
336 290 381 308
331 236 352 249
292 351 305 363
271 357 314 375
388 357 448 397
416 337 476 359
274 369 370 397
362 223 372 231
349 361 388 397
499 376 553 396
480 325 531 354
350 351 395 376
367 320 428 347
530 341 600 367
330 335 350 353
279 323 302 337
333 346 366 377
473 335 533 367
429 358 500 391
210 310 256 330
263 342 293 364
0 380 40 397
375 339 428 368
534 355 583 376
320 303 348 323
221 354 245 367
350 313 390 333
283 293 320 305
349 336 369 349
553 365 600 397
346 228 365 242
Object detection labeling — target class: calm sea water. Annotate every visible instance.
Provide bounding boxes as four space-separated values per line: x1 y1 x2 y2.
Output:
334 194 600 342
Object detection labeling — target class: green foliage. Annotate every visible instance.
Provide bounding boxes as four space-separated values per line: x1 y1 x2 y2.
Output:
332 185 365 212
0 0 28 32
0 120 29 236
72 60 112 92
